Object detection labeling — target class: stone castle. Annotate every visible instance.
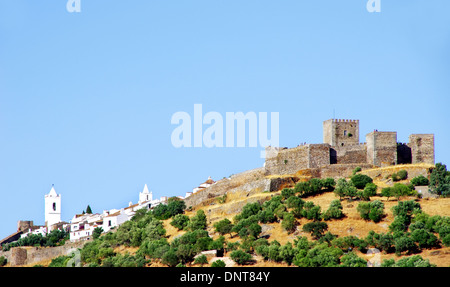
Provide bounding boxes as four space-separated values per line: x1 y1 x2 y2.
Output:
264 119 435 175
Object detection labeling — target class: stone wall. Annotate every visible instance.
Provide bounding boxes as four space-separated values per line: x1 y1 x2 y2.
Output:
0 240 88 267
366 131 398 167
183 168 269 208
409 134 435 165
264 144 330 175
331 143 367 164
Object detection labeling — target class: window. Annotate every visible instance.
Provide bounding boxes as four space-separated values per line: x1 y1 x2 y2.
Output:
344 130 347 136
108 220 112 227
53 202 56 211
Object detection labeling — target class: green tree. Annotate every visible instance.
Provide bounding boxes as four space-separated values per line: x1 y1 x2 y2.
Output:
340 252 367 267
322 199 344 221
171 214 190 230
188 209 207 231
411 175 429 186
92 227 103 240
381 187 393 201
351 174 373 189
213 218 234 236
302 222 328 240
86 205 93 214
230 250 253 265
281 212 297 233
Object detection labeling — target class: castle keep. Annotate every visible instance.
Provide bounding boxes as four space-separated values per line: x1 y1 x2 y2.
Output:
265 119 434 175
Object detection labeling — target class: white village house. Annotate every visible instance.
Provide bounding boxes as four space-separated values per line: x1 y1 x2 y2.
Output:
12 178 214 244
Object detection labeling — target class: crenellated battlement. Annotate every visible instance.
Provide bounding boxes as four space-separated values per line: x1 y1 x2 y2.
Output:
264 119 435 175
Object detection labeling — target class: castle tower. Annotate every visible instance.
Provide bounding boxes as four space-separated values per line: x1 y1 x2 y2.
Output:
366 131 398 167
45 185 61 229
323 119 360 147
409 134 435 165
139 184 153 203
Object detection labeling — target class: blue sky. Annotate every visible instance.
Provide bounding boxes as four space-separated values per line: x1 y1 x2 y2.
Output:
0 1 449 240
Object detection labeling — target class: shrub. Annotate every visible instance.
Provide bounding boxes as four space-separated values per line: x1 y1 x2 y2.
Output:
363 183 378 198
322 200 344 221
194 254 208 266
281 188 295 200
0 256 7 267
381 255 436 267
381 187 393 201
211 259 226 267
365 231 394 253
352 166 362 176
411 175 429 186
235 203 262 222
230 250 253 265
351 174 373 189
340 252 367 267
285 196 305 209
171 214 190 231
357 200 384 223
188 209 207 231
213 218 233 236
302 222 328 240
392 170 408 182
394 236 416 255
334 178 358 200
321 178 336 191
258 209 277 223
410 229 439 249
392 183 414 200
281 212 297 233
301 202 322 221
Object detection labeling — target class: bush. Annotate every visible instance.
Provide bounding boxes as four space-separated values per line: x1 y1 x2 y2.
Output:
230 250 253 265
194 254 208 266
211 259 226 267
188 209 207 231
365 231 394 253
392 170 408 182
363 183 378 198
322 200 344 221
321 178 336 191
352 166 362 176
213 218 233 235
334 178 358 200
302 222 328 240
281 212 297 233
171 214 190 231
340 252 367 267
411 175 429 186
381 187 393 201
351 174 373 189
410 229 439 249
394 236 416 255
301 202 322 221
281 188 295 200
235 203 262 222
357 200 384 223
381 255 436 267
391 183 414 200
0 256 7 267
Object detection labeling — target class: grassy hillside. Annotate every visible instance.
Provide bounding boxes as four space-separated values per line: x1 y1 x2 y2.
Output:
35 164 450 268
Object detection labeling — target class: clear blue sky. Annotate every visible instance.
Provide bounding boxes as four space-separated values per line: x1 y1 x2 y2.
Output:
1 1 449 239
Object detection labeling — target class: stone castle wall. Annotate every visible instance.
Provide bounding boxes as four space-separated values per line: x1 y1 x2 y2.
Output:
409 134 435 165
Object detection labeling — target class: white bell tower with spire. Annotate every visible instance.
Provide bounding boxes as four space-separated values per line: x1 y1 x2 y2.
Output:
139 184 153 203
45 184 61 229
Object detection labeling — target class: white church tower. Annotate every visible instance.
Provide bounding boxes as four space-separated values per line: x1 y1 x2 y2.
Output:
139 184 152 204
45 184 61 229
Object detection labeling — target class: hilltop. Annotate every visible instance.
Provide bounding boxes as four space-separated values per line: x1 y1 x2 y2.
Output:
4 163 449 268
